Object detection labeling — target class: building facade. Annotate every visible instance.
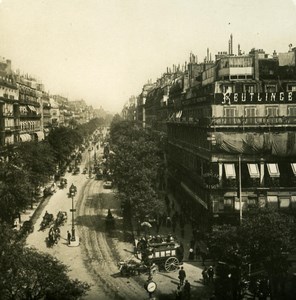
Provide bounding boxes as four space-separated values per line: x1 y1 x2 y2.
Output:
135 40 296 229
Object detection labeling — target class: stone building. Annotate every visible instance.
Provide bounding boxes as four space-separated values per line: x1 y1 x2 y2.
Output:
0 58 19 147
134 38 296 229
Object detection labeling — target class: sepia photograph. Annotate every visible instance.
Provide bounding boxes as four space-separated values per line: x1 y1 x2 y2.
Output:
0 0 296 299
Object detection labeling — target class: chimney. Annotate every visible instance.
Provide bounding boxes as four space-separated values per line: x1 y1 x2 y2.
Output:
238 44 241 55
207 48 209 62
228 40 231 55
230 34 233 55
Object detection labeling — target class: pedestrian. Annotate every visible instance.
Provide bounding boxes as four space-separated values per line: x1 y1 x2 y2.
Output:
67 230 71 245
175 284 182 300
183 280 191 300
207 266 214 283
188 248 194 260
178 266 186 285
176 242 184 262
202 267 208 285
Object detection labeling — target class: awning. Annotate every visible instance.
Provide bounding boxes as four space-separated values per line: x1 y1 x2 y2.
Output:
28 105 36 112
180 182 208 209
224 163 236 179
247 163 260 178
20 134 31 142
176 110 183 118
35 131 45 141
291 163 296 175
267 163 280 177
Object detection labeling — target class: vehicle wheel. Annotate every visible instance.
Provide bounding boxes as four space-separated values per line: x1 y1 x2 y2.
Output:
164 257 179 272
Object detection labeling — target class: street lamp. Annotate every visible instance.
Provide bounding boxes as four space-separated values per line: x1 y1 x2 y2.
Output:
88 148 92 178
69 183 78 245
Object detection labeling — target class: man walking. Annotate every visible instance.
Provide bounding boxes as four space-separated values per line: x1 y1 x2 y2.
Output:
67 230 71 245
178 266 186 285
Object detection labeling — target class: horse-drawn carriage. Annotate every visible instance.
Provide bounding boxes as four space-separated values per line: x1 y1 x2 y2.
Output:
39 211 54 231
118 257 149 276
55 211 67 227
134 235 183 272
46 226 60 247
105 209 115 232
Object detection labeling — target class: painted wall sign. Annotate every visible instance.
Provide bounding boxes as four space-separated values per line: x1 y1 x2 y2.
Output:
215 92 296 105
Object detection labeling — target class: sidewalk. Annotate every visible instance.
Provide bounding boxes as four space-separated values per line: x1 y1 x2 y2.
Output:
134 192 214 299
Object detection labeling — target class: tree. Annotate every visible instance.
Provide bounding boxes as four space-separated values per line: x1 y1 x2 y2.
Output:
109 120 166 222
14 141 56 190
207 209 294 299
47 127 83 167
0 161 31 224
0 224 90 299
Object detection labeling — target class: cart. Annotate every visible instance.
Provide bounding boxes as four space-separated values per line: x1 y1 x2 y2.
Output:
135 237 183 272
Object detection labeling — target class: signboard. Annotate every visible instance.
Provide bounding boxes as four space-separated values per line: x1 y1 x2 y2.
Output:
215 91 296 105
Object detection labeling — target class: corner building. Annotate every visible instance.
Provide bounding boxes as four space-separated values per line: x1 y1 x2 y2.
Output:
163 46 296 229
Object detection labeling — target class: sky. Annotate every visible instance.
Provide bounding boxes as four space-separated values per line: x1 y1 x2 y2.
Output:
0 0 295 113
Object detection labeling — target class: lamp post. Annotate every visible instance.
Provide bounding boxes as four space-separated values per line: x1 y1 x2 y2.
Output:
88 148 92 178
69 183 77 244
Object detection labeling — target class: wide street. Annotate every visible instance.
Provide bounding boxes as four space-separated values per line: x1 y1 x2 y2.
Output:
24 147 210 300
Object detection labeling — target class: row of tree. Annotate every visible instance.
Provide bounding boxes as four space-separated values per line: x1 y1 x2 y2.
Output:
0 117 106 299
108 116 166 224
0 118 105 225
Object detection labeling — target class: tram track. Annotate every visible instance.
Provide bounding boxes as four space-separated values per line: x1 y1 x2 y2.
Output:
76 177 145 300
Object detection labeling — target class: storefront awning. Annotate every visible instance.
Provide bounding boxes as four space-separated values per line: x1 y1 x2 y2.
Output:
291 163 296 175
247 163 260 178
267 163 280 177
224 163 236 179
20 134 31 142
35 131 44 141
28 105 36 112
180 182 208 209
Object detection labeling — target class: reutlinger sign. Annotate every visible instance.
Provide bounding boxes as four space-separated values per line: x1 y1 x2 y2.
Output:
215 92 296 105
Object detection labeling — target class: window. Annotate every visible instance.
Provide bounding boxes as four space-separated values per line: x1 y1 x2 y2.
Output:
266 106 278 123
265 85 277 93
245 107 256 124
267 163 280 177
224 164 236 179
224 107 236 124
288 106 296 116
247 163 260 178
244 85 255 93
287 85 296 92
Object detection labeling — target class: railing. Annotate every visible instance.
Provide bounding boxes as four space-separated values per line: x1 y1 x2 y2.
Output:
168 116 296 127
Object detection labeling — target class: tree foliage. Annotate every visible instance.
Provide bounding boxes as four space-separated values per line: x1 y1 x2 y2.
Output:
208 209 294 282
47 127 83 166
109 120 166 221
14 141 56 189
0 162 31 224
0 224 90 299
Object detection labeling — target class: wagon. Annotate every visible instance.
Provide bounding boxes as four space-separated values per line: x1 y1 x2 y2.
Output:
135 237 183 272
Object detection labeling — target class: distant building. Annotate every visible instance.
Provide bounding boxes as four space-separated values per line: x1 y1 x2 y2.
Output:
0 58 19 147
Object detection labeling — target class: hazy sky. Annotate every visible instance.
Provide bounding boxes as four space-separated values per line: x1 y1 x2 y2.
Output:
0 0 295 113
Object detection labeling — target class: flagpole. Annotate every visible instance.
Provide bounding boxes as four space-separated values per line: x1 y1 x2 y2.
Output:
239 155 242 224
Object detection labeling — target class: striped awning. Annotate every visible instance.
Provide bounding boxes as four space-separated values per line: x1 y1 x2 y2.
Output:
20 134 31 142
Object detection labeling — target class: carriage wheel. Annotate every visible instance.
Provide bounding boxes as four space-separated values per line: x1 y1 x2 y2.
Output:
164 257 179 272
